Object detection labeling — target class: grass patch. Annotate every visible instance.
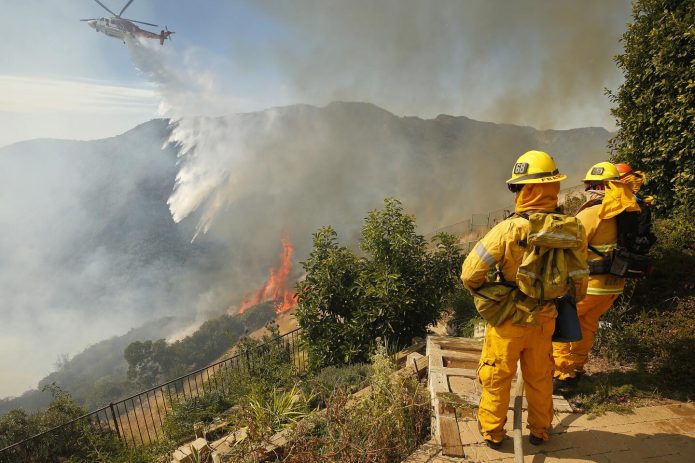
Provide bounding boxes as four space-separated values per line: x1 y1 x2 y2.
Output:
591 214 695 402
304 363 371 408
595 295 695 402
563 369 665 417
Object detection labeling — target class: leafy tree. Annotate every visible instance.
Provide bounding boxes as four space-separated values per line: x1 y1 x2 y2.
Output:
445 286 480 337
608 0 695 214
124 339 170 388
0 385 173 462
0 385 93 462
122 302 276 387
296 199 463 370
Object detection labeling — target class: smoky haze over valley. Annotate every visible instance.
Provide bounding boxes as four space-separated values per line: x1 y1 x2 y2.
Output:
0 103 610 398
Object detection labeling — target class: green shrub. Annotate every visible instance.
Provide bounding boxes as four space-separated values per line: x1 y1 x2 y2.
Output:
0 385 91 462
281 345 431 463
445 286 480 337
296 199 463 370
608 0 695 215
593 214 695 400
571 381 638 417
157 324 299 445
652 213 695 253
161 325 300 443
233 324 297 395
246 384 313 437
597 297 695 400
0 385 174 463
594 215 695 400
624 215 695 310
162 390 234 443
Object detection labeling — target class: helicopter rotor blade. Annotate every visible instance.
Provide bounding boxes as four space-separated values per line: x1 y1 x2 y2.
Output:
122 18 158 27
93 0 118 17
119 0 135 17
79 18 99 21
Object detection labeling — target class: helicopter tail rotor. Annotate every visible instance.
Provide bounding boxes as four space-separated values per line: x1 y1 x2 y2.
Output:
159 26 174 45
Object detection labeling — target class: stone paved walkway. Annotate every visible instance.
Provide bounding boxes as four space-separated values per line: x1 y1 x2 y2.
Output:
404 403 695 462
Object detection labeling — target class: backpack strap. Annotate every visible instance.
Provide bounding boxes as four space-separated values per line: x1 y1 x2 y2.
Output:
588 245 607 257
513 211 531 248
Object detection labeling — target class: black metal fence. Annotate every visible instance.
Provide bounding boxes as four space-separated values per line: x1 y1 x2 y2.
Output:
0 328 306 459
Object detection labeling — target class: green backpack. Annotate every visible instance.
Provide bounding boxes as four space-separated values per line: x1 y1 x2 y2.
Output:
471 282 539 326
515 212 587 303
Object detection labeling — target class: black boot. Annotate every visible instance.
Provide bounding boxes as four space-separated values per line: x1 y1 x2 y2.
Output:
529 434 544 446
553 374 581 393
484 438 503 450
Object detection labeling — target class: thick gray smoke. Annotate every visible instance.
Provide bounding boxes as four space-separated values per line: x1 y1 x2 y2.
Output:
246 0 631 130
132 0 631 247
127 34 611 309
0 126 237 397
122 5 620 323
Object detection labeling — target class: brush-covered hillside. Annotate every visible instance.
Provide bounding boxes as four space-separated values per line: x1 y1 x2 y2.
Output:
0 101 610 407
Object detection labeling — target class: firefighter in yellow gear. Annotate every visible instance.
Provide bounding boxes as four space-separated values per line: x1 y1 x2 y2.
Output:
461 150 580 448
615 162 657 249
614 162 653 203
553 162 640 383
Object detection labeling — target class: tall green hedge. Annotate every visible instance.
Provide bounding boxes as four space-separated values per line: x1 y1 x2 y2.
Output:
295 199 463 370
609 0 695 215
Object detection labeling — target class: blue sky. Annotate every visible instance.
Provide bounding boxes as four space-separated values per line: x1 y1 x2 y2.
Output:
0 0 632 148
0 0 293 147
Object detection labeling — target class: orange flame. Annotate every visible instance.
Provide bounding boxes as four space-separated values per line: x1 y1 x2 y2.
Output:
238 236 297 314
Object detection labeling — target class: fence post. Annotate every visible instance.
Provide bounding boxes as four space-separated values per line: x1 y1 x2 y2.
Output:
109 402 122 441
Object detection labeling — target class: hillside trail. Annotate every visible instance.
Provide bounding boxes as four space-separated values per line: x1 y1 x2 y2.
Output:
407 395 695 462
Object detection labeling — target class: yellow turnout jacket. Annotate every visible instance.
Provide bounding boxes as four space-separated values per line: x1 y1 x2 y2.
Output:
576 204 626 296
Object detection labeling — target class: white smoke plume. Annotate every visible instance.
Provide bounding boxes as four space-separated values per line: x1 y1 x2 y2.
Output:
125 0 630 242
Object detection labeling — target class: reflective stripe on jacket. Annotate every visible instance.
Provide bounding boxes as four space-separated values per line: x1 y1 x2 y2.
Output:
576 204 625 295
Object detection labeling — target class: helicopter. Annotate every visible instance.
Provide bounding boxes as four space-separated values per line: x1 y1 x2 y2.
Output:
81 0 174 45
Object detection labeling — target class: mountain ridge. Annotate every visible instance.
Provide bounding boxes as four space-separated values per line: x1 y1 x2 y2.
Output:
0 100 611 402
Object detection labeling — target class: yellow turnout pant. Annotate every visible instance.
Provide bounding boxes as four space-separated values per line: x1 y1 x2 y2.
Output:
553 294 619 380
477 317 556 442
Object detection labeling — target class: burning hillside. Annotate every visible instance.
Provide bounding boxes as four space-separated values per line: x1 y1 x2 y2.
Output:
237 235 298 315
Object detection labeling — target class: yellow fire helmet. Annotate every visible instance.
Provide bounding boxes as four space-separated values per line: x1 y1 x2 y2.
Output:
582 161 622 183
506 150 567 184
